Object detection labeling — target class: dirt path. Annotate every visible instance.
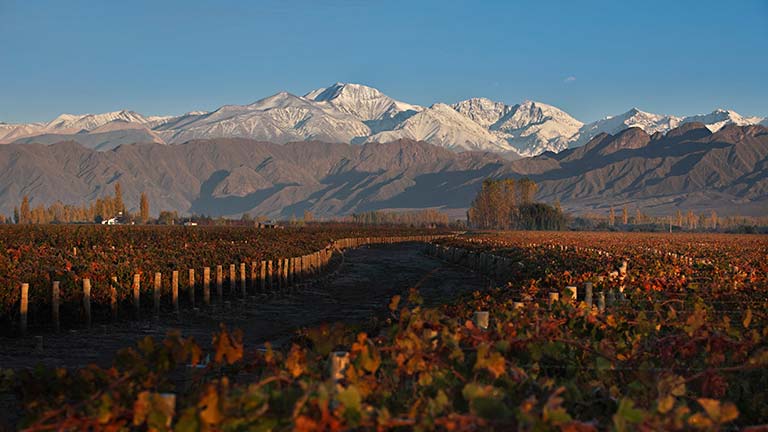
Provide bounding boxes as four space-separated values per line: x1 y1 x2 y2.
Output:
0 243 487 370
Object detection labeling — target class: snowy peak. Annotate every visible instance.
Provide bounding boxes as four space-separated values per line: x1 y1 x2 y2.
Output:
682 108 764 132
451 98 512 128
572 108 681 147
305 83 422 130
2 83 765 156
46 110 151 131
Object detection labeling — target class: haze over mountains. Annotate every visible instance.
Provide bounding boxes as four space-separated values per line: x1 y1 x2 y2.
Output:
1 83 765 157
0 121 766 219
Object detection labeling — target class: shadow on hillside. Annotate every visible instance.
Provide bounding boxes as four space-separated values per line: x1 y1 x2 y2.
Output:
190 169 293 216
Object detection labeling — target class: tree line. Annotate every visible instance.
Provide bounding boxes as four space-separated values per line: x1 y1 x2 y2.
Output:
467 178 566 230
350 209 451 227
1 183 151 225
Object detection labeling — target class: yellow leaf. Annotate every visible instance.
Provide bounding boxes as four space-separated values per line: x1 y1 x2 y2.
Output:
198 385 222 425
657 395 675 414
388 295 401 312
133 391 151 426
697 398 721 420
285 344 306 378
743 308 752 329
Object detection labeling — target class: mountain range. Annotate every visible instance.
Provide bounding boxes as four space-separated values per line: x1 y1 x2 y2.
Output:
0 122 766 219
2 83 765 157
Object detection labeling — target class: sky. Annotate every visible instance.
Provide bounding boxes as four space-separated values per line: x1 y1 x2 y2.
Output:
1 0 767 124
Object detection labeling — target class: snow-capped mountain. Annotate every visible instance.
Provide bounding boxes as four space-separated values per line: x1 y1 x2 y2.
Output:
449 98 583 156
681 109 763 132
571 108 682 147
1 83 764 155
305 82 422 133
368 103 513 153
155 91 371 144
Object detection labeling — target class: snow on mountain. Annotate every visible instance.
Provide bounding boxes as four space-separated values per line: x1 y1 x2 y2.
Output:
3 83 765 155
156 92 371 144
0 122 47 143
368 103 516 153
572 108 682 147
450 98 583 156
305 83 422 133
681 109 764 132
451 98 513 128
45 110 151 132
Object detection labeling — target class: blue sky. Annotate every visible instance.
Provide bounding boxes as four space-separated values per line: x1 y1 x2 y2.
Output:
1 0 766 123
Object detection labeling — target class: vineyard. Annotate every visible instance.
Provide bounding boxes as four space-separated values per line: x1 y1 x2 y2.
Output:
0 224 449 334
1 230 767 430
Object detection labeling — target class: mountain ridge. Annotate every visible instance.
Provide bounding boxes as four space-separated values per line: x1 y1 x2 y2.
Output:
0 123 765 219
1 83 764 157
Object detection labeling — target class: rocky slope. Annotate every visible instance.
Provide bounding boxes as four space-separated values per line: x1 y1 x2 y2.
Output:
0 124 766 219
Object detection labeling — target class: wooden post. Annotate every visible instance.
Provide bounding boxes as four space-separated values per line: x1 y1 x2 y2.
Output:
172 271 179 315
329 351 350 382
598 292 606 313
250 262 257 293
203 267 211 306
585 282 593 308
473 311 489 330
83 278 92 328
153 273 161 318
133 274 141 319
20 283 28 336
267 260 273 290
229 264 236 295
548 292 559 307
110 276 118 321
52 281 60 333
240 263 246 297
565 286 577 303
188 269 195 306
260 260 267 291
283 258 289 288
216 265 223 303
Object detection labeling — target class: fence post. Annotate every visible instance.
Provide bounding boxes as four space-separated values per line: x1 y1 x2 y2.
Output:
240 263 246 297
153 273 161 319
52 281 60 333
250 262 257 293
133 274 141 319
267 260 273 290
188 269 195 307
110 276 118 321
283 258 289 288
20 283 29 336
203 267 211 306
83 278 92 328
172 271 179 315
585 282 593 308
216 265 223 304
260 260 267 291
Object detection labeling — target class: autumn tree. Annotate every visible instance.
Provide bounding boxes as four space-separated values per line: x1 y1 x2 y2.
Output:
622 206 628 225
114 182 125 215
140 192 150 224
609 207 615 226
20 196 31 224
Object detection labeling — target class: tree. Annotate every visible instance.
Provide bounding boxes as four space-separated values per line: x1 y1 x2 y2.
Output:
157 210 178 225
710 210 718 230
304 210 314 223
139 193 150 224
609 207 616 226
13 207 19 224
20 196 31 224
622 206 628 225
114 182 125 215
676 209 683 227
